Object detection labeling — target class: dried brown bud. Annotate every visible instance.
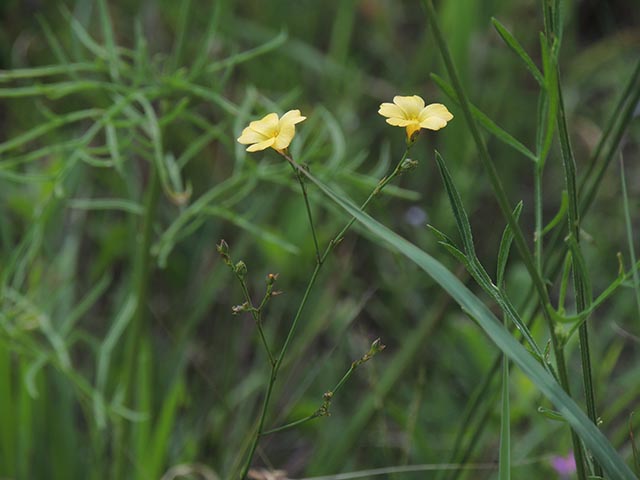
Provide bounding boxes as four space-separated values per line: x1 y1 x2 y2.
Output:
232 302 249 315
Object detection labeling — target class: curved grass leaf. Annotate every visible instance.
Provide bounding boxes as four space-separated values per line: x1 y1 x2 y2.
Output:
491 18 544 86
298 164 637 480
431 73 537 163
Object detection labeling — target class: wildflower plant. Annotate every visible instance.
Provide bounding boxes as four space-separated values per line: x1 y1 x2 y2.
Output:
0 1 638 480
228 103 449 477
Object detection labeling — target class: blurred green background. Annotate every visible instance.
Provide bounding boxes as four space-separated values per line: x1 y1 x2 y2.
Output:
0 0 639 479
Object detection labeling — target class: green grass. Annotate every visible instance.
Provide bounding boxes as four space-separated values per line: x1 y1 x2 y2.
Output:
0 0 639 479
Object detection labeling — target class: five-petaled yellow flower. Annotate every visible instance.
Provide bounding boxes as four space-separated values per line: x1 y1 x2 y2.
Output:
378 95 453 140
237 110 306 152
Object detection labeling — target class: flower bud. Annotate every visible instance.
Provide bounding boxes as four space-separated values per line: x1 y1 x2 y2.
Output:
234 261 247 279
400 158 419 173
217 239 231 265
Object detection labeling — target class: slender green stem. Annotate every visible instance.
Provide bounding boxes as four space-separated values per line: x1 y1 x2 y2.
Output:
554 55 602 479
422 1 588 477
443 55 639 477
263 339 383 436
285 156 322 263
238 148 410 478
620 155 640 319
320 146 411 262
261 413 318 435
534 165 543 273
238 281 275 366
579 58 640 208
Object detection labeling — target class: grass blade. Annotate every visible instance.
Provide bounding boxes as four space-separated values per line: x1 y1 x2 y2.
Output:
491 17 544 86
298 164 637 480
432 73 537 163
499 352 511 480
620 154 640 319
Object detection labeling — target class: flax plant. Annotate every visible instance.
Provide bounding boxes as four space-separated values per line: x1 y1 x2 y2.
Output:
231 100 452 478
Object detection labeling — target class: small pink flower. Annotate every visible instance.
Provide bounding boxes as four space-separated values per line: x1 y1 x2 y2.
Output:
551 452 576 478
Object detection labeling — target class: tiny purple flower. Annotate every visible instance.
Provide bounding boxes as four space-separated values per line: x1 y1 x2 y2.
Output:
551 452 576 478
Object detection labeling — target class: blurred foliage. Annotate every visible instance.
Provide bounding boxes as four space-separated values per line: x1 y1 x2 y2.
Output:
0 0 639 479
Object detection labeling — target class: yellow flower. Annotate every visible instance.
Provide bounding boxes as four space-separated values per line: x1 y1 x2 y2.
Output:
237 110 306 152
378 95 453 140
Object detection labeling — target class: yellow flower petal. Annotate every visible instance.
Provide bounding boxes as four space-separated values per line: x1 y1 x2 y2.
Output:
237 127 269 145
418 103 453 131
246 137 276 152
273 110 306 151
419 117 448 130
280 109 306 126
378 102 405 119
419 103 454 123
393 95 425 119
386 117 416 127
274 127 295 150
248 112 279 137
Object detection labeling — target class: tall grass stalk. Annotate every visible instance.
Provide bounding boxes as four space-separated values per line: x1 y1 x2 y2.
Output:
421 2 589 476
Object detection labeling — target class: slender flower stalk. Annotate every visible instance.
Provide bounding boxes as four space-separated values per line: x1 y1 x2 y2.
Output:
237 147 412 479
234 105 447 478
233 102 454 477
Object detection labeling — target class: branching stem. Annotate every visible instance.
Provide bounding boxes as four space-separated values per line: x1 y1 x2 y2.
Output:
238 146 412 478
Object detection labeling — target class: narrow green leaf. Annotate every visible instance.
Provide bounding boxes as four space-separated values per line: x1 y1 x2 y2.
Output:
165 77 239 115
542 191 568 235
434 153 541 359
579 58 640 212
0 109 100 156
146 380 185 479
499 353 510 480
567 236 593 304
207 30 288 74
299 164 637 480
190 1 223 78
427 224 457 248
0 81 114 99
538 34 558 170
60 273 112 336
170 0 192 70
94 296 137 428
497 201 523 286
97 0 120 80
491 17 544 86
538 406 566 422
432 74 537 163
620 154 640 319
434 152 475 257
0 63 101 81
67 198 144 215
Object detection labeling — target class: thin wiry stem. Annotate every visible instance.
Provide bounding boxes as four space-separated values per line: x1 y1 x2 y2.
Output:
285 156 322 264
552 44 602 480
238 145 412 478
238 280 275 366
